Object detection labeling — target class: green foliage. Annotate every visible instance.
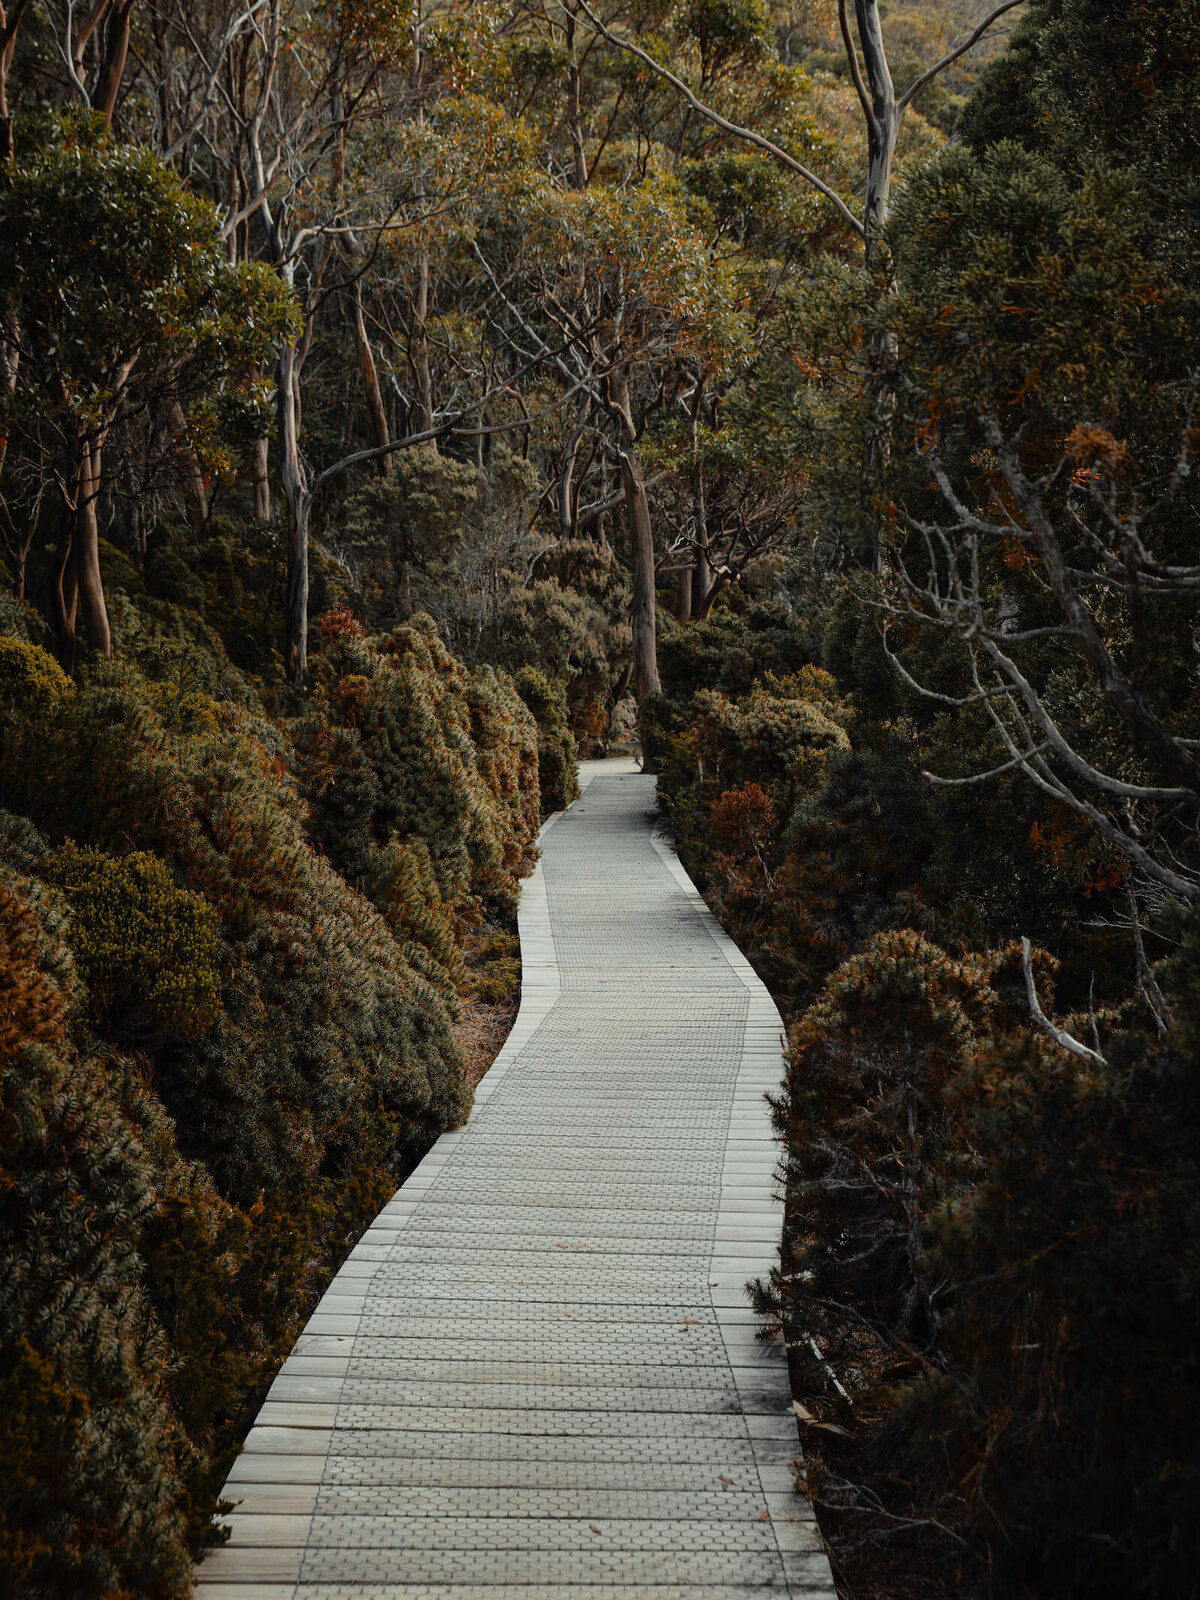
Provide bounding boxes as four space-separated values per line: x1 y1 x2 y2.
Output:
50 844 220 1044
341 446 479 630
0 620 507 1589
0 117 294 469
0 871 194 1600
0 637 75 797
773 933 1001 1375
901 930 1200 1596
677 0 771 78
294 612 540 993
514 666 580 814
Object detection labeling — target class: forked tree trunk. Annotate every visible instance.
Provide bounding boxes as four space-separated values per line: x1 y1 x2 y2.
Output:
352 277 390 468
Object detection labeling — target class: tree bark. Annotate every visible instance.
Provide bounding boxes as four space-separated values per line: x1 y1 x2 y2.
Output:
277 341 309 681
0 0 30 162
413 246 433 436
558 398 590 537
50 518 77 671
853 0 897 269
564 2 589 190
605 367 660 700
623 459 658 698
94 0 136 127
74 438 111 655
163 394 209 533
352 277 390 468
252 435 271 519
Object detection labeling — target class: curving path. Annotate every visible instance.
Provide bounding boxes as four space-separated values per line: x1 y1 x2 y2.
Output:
197 758 836 1599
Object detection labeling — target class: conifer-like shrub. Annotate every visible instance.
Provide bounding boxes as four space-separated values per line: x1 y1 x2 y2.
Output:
50 843 220 1043
514 665 581 814
769 932 999 1381
0 603 541 1584
0 637 75 803
0 872 194 1600
690 669 848 806
294 612 540 990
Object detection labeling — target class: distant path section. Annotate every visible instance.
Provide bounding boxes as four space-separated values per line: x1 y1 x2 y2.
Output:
197 757 837 1599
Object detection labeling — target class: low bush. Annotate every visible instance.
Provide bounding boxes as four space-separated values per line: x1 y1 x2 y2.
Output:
0 614 540 1591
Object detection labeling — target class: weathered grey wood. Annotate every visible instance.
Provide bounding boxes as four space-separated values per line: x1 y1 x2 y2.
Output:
197 759 835 1596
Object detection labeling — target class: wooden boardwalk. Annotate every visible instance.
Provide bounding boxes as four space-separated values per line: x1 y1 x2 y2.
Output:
197 759 836 1598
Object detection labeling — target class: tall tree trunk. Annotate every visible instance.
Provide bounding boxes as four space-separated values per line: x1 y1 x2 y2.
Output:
564 1 589 190
163 394 208 533
851 2 899 565
253 435 271 519
413 246 433 436
50 517 77 671
0 0 30 163
352 277 390 468
94 0 135 126
74 438 111 655
277 342 309 682
558 398 590 538
608 369 660 701
0 301 16 486
409 18 434 439
691 454 714 616
674 488 692 621
852 0 897 268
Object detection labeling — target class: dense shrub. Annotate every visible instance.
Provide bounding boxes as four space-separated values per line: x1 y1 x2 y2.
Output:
0 616 535 1586
0 871 194 1599
293 611 541 992
514 666 581 814
50 844 220 1044
657 596 1191 1595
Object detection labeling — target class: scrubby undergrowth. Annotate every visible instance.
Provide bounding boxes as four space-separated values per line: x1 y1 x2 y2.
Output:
0 598 555 1599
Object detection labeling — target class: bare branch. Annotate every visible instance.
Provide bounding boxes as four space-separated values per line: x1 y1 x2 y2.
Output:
838 0 876 132
566 0 865 240
897 0 1027 116
1022 938 1108 1067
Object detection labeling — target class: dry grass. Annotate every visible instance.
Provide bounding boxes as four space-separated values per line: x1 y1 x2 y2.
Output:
452 994 519 1091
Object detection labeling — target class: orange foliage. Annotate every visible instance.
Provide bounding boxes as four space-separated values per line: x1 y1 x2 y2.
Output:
1065 422 1130 481
710 782 778 859
1028 814 1125 896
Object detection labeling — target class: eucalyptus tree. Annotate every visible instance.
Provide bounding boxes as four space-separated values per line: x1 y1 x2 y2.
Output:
573 0 1026 266
0 120 291 666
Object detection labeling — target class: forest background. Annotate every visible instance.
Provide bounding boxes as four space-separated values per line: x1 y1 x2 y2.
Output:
1 1 1198 1597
